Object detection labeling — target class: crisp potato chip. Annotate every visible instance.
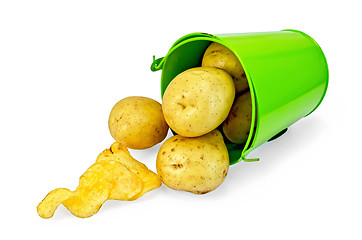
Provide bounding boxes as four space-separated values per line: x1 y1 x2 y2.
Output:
80 160 143 201
62 181 110 218
37 160 142 218
37 188 74 219
37 142 161 218
96 142 162 200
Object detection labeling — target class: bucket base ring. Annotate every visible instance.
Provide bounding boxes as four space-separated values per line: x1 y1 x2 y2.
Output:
267 128 288 142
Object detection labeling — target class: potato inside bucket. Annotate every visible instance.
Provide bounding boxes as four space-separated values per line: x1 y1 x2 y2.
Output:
156 38 256 164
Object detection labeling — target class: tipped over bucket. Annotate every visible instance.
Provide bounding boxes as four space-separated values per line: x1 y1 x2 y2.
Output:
151 30 328 164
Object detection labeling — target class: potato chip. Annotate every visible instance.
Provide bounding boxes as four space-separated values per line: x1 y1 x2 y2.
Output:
37 188 74 219
80 160 143 201
96 142 162 200
37 142 161 218
62 181 110 218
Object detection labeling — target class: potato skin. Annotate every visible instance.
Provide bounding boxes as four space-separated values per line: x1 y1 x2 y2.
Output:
156 130 229 194
108 96 169 149
222 91 252 144
162 67 235 137
202 42 249 94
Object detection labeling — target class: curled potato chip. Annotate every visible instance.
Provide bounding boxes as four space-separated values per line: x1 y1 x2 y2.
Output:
37 188 74 219
62 180 110 218
80 160 143 201
37 142 161 218
96 142 162 200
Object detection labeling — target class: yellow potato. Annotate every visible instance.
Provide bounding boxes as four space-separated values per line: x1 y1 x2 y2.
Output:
202 42 249 94
222 91 252 144
156 130 229 194
108 96 169 149
162 67 235 137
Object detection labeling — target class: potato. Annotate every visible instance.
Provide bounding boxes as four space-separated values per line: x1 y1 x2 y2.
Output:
202 42 249 94
222 91 252 144
162 67 235 137
108 96 169 149
156 130 229 194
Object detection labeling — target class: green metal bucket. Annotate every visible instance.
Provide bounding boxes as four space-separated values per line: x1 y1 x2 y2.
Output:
151 30 328 164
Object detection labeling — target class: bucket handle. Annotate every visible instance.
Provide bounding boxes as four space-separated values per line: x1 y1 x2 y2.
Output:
151 55 165 72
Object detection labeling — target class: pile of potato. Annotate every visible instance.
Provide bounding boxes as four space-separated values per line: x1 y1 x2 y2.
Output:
38 42 253 219
109 42 252 194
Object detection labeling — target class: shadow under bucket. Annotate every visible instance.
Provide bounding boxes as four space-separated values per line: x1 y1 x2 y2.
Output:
151 30 328 164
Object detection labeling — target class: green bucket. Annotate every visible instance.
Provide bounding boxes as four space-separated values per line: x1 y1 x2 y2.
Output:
151 30 328 165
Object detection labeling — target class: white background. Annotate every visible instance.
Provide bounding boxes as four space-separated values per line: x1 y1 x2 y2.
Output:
1 0 361 239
